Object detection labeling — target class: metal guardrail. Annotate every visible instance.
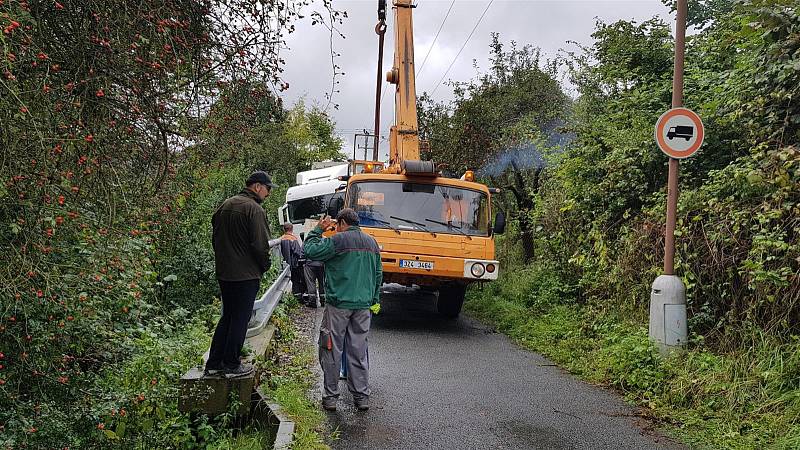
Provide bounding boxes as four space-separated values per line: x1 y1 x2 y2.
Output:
246 264 292 337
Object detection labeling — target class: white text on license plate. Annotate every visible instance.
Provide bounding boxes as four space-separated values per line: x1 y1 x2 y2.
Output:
399 260 434 270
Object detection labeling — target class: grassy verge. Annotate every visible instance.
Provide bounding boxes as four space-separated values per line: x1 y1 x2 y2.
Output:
260 297 329 449
466 268 800 450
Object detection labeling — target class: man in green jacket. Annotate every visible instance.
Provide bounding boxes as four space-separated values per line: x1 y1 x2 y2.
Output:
304 208 382 411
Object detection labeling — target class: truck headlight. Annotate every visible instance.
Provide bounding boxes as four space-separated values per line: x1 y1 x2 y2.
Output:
470 262 485 278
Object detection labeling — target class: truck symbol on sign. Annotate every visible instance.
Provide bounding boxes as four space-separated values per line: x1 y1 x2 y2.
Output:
667 125 694 141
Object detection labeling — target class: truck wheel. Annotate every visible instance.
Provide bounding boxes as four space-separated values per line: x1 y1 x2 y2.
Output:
437 285 466 319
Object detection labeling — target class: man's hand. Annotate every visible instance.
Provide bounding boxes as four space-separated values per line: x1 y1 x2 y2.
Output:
318 215 335 232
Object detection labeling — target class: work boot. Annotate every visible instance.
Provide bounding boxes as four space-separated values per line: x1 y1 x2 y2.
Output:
354 397 369 411
223 363 254 379
322 398 337 411
203 365 225 378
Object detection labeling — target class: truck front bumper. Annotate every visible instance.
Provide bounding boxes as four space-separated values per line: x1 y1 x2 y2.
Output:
379 252 499 286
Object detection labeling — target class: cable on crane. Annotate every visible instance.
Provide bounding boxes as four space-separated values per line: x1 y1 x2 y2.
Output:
430 0 494 97
373 0 388 160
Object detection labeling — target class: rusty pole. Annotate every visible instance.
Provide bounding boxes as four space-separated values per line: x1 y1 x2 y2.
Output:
664 0 687 275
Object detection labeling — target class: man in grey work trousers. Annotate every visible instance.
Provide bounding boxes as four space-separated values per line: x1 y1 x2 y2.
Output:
303 209 382 411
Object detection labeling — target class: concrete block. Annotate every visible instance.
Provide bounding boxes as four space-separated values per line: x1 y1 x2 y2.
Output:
178 324 277 415
178 368 254 415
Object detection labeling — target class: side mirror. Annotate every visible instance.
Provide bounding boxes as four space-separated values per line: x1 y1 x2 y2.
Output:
326 192 344 217
278 204 289 225
493 211 506 235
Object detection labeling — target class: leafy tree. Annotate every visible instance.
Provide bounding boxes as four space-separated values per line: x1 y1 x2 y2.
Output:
418 34 568 260
419 33 568 172
0 0 345 446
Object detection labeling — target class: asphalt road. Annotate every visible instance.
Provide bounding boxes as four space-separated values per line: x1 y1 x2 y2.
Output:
315 286 684 450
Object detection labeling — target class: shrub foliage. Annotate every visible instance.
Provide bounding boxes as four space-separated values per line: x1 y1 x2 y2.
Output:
0 0 343 446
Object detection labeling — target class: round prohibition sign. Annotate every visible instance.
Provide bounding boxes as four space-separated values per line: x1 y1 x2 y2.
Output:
655 107 704 159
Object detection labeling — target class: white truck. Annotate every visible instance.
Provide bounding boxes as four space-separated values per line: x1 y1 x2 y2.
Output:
277 162 349 238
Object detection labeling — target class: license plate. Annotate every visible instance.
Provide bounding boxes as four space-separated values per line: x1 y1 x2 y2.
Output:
399 259 434 270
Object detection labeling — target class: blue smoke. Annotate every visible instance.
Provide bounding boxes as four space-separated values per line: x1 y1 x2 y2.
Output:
477 122 574 178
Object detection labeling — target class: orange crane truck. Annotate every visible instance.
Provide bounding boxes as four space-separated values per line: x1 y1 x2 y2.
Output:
329 0 505 318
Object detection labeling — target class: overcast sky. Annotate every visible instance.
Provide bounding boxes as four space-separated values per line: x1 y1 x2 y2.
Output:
279 0 672 159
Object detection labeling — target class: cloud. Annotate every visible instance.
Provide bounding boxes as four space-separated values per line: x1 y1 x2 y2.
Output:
279 0 670 158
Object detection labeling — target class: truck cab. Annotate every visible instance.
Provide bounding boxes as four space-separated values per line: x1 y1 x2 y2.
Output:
278 163 348 238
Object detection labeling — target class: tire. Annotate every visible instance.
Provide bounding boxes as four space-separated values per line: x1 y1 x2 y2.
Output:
437 285 466 319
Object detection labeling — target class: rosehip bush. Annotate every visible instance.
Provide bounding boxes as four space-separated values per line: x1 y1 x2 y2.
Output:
0 0 345 447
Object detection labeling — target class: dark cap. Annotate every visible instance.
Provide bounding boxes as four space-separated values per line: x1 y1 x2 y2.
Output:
246 171 277 189
336 208 359 226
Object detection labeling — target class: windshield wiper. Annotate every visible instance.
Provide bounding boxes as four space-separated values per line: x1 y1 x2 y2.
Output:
390 215 437 237
367 217 401 234
425 218 473 240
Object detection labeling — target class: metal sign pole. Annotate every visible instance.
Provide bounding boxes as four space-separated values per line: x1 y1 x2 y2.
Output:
664 0 687 275
650 0 688 354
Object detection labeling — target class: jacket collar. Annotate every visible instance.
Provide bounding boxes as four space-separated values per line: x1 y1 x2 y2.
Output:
238 188 262 204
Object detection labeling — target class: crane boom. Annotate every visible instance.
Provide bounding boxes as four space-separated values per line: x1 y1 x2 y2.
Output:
386 0 420 166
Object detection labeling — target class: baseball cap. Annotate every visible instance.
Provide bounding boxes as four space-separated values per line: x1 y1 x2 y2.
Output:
246 171 278 189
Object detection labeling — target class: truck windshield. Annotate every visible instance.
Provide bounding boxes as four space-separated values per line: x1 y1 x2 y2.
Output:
347 181 489 236
288 194 335 224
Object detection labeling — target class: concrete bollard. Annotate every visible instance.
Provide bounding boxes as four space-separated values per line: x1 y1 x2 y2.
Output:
648 274 687 354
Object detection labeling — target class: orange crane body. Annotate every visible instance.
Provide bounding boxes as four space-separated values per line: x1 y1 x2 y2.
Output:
337 0 504 317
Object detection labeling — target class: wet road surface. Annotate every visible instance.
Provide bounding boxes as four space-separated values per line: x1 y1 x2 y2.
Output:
314 286 684 450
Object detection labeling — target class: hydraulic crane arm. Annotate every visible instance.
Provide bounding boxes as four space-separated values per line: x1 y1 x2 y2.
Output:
386 0 420 166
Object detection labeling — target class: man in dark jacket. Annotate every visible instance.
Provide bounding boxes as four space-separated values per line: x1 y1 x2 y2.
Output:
205 171 276 378
278 223 306 303
304 208 382 411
